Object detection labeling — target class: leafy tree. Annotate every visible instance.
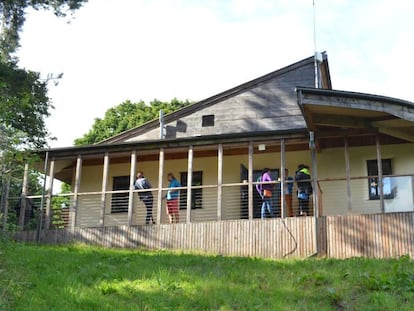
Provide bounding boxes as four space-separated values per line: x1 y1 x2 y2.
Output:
0 0 88 231
75 98 193 145
0 62 53 148
1 0 88 61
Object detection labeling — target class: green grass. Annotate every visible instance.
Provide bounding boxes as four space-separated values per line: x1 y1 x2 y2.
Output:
1 240 414 311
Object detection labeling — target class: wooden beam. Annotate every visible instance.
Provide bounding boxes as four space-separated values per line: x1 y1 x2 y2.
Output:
45 158 55 230
378 127 414 142
127 151 136 226
312 114 370 129
248 142 253 220
280 139 286 218
71 155 82 229
18 163 29 230
217 143 223 221
186 145 193 223
156 148 164 224
376 135 384 213
100 153 109 227
344 137 352 213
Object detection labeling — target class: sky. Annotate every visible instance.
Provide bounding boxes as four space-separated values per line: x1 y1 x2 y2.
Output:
17 0 414 148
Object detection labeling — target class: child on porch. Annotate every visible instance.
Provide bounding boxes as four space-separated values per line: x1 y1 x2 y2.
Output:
165 173 181 223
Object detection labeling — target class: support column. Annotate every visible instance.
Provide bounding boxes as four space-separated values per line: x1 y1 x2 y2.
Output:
376 134 384 213
1 176 10 232
71 155 82 229
344 136 352 213
217 144 223 221
45 158 55 230
157 148 164 224
311 139 319 256
37 151 49 242
100 153 109 227
311 147 319 217
128 151 137 226
18 163 29 229
248 141 253 220
280 139 286 218
186 145 193 223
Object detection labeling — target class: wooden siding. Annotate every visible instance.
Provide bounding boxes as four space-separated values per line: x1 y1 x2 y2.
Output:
125 63 314 143
14 212 414 259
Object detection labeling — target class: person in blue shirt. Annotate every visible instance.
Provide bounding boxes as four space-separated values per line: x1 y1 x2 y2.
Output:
165 173 181 223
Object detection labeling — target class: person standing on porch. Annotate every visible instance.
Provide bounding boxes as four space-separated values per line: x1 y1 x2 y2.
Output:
284 168 294 217
295 164 313 216
134 171 155 224
256 168 275 218
165 173 181 223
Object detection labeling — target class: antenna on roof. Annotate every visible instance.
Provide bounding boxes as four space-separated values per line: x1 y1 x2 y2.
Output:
313 0 319 88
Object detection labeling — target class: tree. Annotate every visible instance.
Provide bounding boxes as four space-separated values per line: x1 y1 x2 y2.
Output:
0 0 88 231
74 98 193 145
1 0 88 62
0 61 53 148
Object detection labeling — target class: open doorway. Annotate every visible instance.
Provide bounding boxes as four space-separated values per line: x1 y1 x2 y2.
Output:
240 165 280 218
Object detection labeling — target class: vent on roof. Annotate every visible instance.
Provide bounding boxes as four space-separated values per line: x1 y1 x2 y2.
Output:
202 114 215 127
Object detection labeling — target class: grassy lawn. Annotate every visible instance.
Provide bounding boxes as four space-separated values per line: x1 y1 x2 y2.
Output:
1 240 414 311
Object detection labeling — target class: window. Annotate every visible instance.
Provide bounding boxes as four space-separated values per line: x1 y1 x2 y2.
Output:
180 171 203 209
202 115 214 127
367 159 394 200
111 176 130 213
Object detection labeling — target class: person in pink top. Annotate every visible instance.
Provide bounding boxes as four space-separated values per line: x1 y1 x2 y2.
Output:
256 168 275 218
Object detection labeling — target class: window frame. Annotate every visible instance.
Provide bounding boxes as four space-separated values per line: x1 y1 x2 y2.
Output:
367 159 394 200
179 171 203 209
111 176 130 213
202 115 215 127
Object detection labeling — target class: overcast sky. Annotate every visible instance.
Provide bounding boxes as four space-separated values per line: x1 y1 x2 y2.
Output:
17 0 414 148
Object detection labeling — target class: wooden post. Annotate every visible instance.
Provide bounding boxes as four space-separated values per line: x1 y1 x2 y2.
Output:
344 136 352 213
128 151 137 226
100 153 110 227
311 148 319 217
376 134 384 213
186 145 193 223
45 158 55 230
311 140 319 255
157 148 164 224
18 163 29 229
280 139 286 218
1 177 10 232
71 155 82 229
217 143 223 221
248 141 253 220
37 151 49 242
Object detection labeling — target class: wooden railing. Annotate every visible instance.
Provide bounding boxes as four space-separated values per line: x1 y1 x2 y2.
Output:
14 212 414 259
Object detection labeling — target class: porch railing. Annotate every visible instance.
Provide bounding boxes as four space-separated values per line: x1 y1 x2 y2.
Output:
7 174 414 230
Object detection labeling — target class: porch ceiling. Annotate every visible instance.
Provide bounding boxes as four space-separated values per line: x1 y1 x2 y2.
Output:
297 87 414 146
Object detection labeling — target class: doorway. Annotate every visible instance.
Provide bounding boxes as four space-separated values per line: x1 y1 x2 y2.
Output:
240 165 280 218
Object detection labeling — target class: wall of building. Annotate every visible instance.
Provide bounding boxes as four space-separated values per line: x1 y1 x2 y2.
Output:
318 143 414 216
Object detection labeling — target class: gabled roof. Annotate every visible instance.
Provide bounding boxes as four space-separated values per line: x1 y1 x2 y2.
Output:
99 53 331 145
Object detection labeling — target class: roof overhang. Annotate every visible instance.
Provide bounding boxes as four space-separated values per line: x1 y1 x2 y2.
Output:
38 129 310 184
296 87 414 149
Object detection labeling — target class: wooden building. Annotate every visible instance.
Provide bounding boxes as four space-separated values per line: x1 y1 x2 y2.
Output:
14 53 414 259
